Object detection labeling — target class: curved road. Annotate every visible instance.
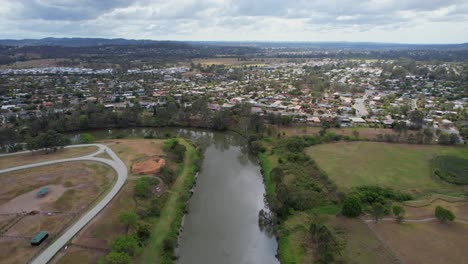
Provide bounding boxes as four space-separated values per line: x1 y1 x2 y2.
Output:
0 144 128 264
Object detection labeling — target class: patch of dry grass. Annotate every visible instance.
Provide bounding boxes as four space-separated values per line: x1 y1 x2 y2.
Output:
0 146 98 170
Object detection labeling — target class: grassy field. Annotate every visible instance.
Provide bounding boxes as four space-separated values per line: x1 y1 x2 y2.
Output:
368 221 468 264
0 146 98 170
306 142 468 196
0 58 71 69
192 57 287 66
0 161 115 264
137 138 198 263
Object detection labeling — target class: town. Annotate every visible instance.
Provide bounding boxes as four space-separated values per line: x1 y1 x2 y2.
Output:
1 57 466 151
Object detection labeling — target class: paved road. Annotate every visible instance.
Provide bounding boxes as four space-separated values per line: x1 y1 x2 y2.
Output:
0 144 127 264
354 89 372 117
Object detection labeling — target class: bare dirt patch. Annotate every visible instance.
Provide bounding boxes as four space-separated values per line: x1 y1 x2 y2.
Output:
53 246 106 264
0 146 98 170
0 185 67 214
0 238 40 264
132 157 165 175
369 221 468 264
5 214 73 237
0 162 114 210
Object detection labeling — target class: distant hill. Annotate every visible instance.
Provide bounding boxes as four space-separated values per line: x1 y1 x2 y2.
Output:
0 37 161 47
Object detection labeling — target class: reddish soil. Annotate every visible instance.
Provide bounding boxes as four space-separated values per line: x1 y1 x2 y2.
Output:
132 157 166 175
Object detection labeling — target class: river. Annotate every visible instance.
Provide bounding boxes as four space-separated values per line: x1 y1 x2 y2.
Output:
73 128 279 264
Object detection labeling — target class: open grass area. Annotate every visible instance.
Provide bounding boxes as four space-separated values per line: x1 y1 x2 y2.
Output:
0 161 115 208
0 146 98 170
433 155 468 185
137 139 198 264
0 161 115 264
306 142 468 197
368 221 468 264
330 217 398 264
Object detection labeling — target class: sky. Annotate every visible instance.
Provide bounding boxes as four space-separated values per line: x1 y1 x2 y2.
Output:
0 0 467 43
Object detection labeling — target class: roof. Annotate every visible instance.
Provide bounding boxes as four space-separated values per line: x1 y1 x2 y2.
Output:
31 231 48 243
36 187 50 197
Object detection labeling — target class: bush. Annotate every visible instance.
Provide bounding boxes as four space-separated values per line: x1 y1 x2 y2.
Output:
309 222 343 263
342 196 362 217
104 251 131 264
110 235 139 256
80 133 95 144
435 206 455 222
392 205 405 223
136 223 152 243
164 139 186 162
285 136 306 152
134 177 152 198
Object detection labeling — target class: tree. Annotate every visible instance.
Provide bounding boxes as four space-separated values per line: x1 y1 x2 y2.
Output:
118 211 138 233
438 132 452 145
104 251 131 264
392 205 405 223
136 223 151 243
342 196 362 217
435 206 455 222
110 235 139 256
371 203 386 222
80 133 95 144
408 110 424 130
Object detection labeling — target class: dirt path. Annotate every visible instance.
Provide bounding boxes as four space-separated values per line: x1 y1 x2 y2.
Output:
363 217 468 224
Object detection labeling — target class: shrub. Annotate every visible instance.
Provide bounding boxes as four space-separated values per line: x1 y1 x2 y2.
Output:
392 205 405 223
435 206 455 222
134 177 152 198
104 251 131 264
110 235 139 256
342 196 362 217
80 133 95 144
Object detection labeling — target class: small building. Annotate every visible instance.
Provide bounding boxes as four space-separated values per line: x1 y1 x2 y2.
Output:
31 231 48 246
36 187 50 198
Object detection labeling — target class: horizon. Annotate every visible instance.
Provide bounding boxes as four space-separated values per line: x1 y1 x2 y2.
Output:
0 36 467 46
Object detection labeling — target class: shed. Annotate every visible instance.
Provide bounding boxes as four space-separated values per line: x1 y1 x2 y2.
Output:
36 187 50 198
31 231 48 246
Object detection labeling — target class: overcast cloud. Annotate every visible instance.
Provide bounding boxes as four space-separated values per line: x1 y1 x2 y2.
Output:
0 0 467 43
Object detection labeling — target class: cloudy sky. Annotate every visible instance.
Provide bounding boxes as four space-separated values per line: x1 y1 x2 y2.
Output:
0 0 467 43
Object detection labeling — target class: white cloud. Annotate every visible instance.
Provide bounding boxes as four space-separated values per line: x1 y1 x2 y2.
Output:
0 0 466 43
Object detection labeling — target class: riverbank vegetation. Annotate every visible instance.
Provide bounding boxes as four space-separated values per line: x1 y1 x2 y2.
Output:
95 138 199 264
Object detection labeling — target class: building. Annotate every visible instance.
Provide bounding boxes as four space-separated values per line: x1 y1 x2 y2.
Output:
31 231 48 246
36 187 50 198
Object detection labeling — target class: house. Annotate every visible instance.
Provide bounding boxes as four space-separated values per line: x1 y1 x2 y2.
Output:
349 117 366 124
